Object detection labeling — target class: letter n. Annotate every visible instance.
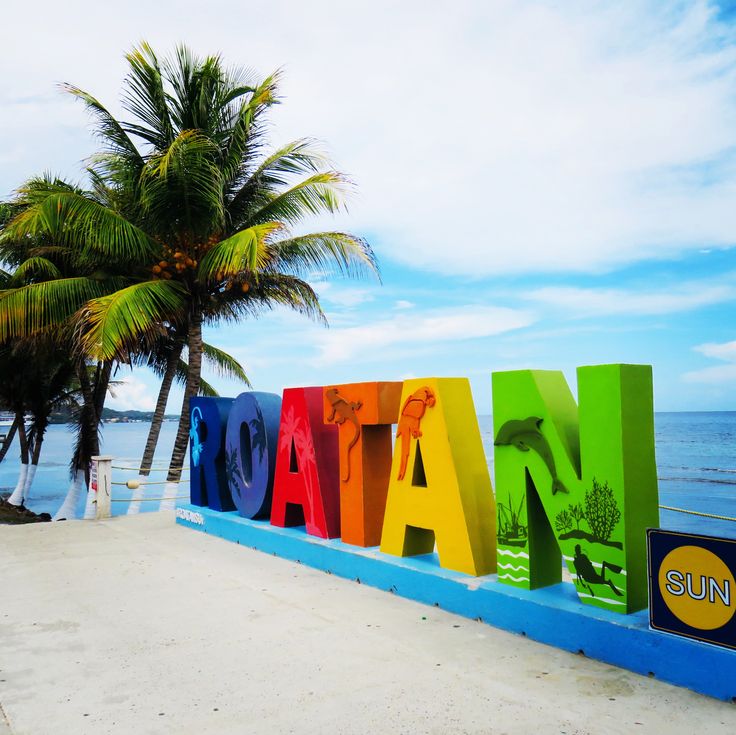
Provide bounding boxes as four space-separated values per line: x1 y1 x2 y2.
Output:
492 365 659 613
189 397 235 512
271 387 340 538
380 378 496 576
323 381 402 546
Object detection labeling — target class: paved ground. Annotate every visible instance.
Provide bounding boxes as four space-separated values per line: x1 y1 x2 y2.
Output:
1 514 734 735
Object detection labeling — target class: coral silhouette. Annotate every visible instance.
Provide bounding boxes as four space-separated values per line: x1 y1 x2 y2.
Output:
554 478 623 550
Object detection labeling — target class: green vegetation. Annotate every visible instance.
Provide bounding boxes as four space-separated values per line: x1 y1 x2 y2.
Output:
0 43 377 514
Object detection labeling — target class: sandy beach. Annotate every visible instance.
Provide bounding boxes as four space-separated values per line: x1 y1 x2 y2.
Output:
0 513 734 734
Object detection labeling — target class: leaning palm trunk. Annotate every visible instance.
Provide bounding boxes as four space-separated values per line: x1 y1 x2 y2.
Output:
129 344 183 515
0 415 20 463
165 310 202 507
140 344 182 477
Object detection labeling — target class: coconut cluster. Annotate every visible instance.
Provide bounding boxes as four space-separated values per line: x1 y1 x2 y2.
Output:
152 248 197 279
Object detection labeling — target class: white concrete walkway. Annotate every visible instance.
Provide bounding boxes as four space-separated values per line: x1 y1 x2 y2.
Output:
0 513 734 735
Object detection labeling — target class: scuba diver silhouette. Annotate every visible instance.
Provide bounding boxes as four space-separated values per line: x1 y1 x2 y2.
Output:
572 544 623 597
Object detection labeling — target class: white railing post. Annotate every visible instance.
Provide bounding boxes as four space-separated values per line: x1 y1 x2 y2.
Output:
90 455 113 520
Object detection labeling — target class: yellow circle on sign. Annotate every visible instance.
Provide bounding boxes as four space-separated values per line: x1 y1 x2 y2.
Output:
658 545 735 631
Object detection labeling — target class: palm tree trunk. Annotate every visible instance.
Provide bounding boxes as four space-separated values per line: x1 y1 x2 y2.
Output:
128 345 184 515
167 309 202 486
55 361 105 520
0 415 20 464
140 344 183 477
23 417 48 501
53 470 86 521
8 413 29 506
93 361 113 424
76 360 100 474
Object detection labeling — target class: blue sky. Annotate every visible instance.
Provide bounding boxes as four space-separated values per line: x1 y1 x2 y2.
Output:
2 1 736 412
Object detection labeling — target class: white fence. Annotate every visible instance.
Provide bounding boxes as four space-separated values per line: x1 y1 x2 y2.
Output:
87 455 190 519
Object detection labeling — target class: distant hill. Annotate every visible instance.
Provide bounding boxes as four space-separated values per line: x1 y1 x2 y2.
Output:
48 407 179 424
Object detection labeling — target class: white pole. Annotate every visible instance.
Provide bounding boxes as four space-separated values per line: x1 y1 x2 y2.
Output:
90 455 113 520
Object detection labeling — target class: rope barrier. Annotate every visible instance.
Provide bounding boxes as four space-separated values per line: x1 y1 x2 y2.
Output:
112 479 189 488
105 458 735 524
110 496 188 503
111 465 189 472
658 504 736 522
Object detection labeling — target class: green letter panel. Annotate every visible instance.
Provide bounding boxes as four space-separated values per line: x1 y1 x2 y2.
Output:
492 365 659 613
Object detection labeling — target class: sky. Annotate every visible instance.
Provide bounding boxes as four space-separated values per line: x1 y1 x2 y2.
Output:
2 0 736 413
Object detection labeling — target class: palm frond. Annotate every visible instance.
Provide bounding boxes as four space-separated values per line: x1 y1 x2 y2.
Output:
226 138 330 226
202 342 251 386
174 357 219 396
243 172 348 228
205 272 326 325
2 191 158 264
80 279 187 361
270 232 379 280
220 71 280 185
197 375 219 397
174 356 219 396
10 257 62 284
140 130 225 236
198 222 281 281
0 277 119 341
62 83 144 163
120 42 176 149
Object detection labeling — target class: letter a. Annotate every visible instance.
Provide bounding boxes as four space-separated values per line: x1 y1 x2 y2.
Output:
271 387 340 538
380 378 496 576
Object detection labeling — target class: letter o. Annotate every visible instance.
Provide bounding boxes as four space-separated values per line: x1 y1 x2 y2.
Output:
225 391 282 519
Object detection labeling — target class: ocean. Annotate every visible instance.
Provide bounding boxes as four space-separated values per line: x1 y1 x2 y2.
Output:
2 413 735 538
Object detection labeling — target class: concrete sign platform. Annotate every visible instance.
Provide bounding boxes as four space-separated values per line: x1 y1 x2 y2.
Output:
177 504 736 702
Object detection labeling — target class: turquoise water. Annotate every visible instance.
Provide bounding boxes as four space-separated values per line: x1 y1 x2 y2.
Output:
2 412 736 538
0 421 182 519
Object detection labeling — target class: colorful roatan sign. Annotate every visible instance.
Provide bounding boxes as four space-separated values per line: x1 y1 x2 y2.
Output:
188 364 659 614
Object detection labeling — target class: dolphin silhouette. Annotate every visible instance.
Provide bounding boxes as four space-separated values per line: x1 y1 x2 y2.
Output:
494 416 569 495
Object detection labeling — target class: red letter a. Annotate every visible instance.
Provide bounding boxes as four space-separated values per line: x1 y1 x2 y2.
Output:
270 387 340 538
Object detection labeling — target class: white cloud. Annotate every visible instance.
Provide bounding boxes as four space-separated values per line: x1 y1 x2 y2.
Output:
312 282 375 308
2 2 736 274
694 340 736 361
523 278 736 317
106 376 157 411
394 300 415 310
313 305 534 365
683 339 736 382
683 363 736 382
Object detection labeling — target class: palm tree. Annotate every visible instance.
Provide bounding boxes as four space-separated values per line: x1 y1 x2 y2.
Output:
0 44 377 498
0 337 80 508
66 43 378 484
0 177 143 515
0 171 251 516
18 341 80 502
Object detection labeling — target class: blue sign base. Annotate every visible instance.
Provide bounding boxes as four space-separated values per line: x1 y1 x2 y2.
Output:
176 504 736 701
